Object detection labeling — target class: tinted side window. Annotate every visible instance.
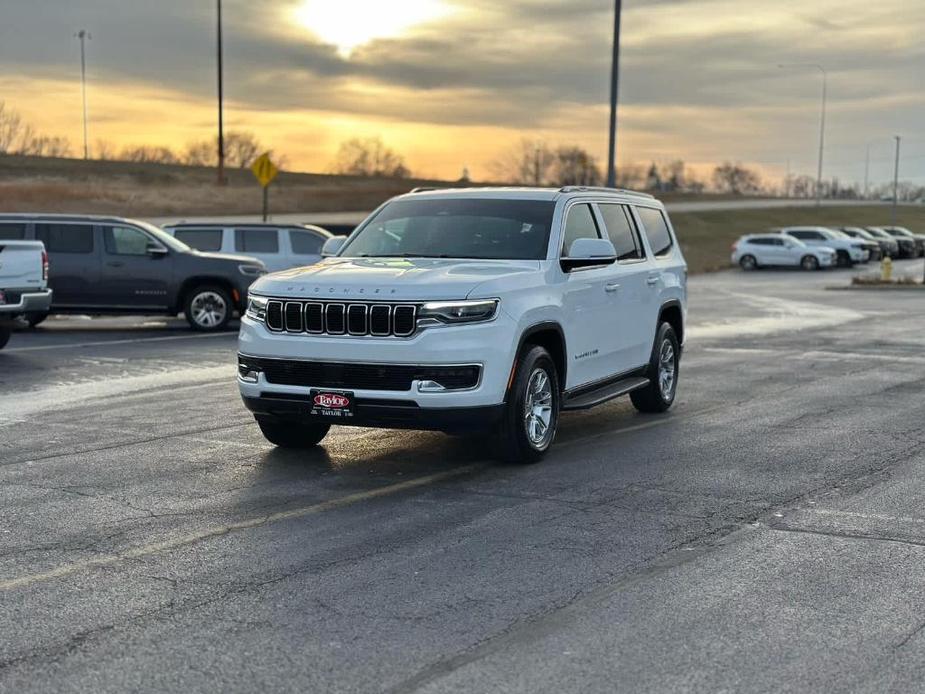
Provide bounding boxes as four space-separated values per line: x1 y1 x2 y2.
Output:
561 204 600 255
35 224 94 253
104 226 151 255
635 207 673 257
235 229 279 253
290 230 324 255
0 223 26 240
598 204 643 261
749 238 771 246
174 228 223 252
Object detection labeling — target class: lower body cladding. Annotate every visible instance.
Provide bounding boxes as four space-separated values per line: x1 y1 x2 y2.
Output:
236 313 518 433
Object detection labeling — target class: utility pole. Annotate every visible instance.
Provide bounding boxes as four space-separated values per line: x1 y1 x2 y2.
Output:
216 0 225 185
778 63 827 206
892 135 900 226
863 144 870 199
785 159 791 198
75 30 91 160
534 143 541 186
605 0 622 188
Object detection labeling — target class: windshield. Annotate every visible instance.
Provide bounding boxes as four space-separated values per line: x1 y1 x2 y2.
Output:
131 220 193 252
339 198 556 260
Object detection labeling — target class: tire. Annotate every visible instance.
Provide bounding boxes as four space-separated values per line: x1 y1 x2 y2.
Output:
739 254 758 271
256 417 330 448
25 312 48 328
631 322 680 414
800 255 820 271
184 285 232 331
493 345 559 464
836 250 851 268
0 326 10 350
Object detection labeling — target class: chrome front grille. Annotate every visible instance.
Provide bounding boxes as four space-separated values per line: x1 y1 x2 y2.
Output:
265 300 418 337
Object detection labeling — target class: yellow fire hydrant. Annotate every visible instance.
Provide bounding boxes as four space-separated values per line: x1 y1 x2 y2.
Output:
881 256 893 282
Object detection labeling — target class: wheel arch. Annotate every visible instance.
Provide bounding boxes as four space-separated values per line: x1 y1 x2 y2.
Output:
511 321 567 396
658 300 684 347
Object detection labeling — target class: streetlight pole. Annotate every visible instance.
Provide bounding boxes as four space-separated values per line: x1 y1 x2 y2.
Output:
892 135 900 226
75 29 91 160
605 0 622 188
863 144 870 199
779 63 827 206
216 0 225 185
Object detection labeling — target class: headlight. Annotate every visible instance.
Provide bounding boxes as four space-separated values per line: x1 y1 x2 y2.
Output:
417 299 499 325
239 264 266 277
245 295 268 321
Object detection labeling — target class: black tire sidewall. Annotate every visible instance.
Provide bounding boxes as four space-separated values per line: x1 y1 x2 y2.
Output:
740 255 757 270
0 326 10 350
801 255 819 271
651 323 680 406
185 285 232 331
498 346 559 462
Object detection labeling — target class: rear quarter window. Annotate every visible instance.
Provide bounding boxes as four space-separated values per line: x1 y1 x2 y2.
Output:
635 207 673 257
289 230 325 255
174 228 224 252
0 223 27 240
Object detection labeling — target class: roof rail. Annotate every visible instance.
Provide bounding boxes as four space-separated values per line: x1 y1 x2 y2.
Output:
558 186 654 198
409 186 443 193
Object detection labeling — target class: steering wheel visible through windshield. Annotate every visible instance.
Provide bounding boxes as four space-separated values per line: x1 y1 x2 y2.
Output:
339 198 556 260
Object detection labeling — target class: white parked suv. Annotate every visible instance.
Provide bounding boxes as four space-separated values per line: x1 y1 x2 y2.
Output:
238 187 687 462
779 227 869 266
732 233 836 271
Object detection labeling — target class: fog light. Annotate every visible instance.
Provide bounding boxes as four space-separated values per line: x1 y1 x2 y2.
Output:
238 362 261 383
417 380 446 393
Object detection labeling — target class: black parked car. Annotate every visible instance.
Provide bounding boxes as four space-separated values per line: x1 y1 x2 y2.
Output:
868 227 917 258
882 226 925 257
0 214 266 331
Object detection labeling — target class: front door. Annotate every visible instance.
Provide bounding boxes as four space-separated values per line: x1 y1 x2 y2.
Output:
99 225 172 308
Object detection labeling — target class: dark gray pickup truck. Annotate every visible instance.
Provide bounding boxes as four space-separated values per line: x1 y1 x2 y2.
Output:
0 214 267 331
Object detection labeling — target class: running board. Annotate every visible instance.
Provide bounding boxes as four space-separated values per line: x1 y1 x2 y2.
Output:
561 376 650 411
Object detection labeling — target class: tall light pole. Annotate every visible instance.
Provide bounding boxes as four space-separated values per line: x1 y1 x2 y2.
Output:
779 63 827 206
216 0 225 185
605 0 622 188
75 30 91 160
892 135 901 225
863 144 870 199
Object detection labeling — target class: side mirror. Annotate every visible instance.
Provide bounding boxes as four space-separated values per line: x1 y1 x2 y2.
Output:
146 244 168 258
560 237 617 272
321 237 346 257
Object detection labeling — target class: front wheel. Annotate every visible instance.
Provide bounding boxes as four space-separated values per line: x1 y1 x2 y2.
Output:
0 326 10 350
631 322 680 413
493 345 559 464
184 285 232 331
256 417 330 448
800 255 820 271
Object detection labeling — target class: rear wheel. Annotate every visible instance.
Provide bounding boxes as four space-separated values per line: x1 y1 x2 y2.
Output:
493 345 559 464
256 418 330 448
184 285 232 331
631 322 680 413
800 255 820 271
0 326 10 350
836 250 852 267
739 254 758 271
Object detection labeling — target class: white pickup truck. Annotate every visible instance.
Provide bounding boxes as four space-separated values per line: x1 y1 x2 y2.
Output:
0 240 52 350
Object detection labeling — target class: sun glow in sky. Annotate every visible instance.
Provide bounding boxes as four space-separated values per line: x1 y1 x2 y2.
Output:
292 0 454 56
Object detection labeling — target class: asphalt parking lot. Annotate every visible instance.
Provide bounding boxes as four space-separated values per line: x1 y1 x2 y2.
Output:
2 259 925 693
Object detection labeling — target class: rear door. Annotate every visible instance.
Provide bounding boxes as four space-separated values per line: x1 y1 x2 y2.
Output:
596 202 653 370
99 224 173 308
234 228 283 271
34 222 100 306
631 206 677 364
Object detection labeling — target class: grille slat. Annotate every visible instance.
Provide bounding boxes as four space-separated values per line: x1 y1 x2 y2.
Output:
263 299 416 337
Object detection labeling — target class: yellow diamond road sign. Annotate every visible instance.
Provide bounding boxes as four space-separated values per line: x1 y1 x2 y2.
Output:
251 152 278 188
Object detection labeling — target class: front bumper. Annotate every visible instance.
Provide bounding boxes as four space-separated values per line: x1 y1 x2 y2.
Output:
0 288 52 316
242 393 503 432
237 312 519 410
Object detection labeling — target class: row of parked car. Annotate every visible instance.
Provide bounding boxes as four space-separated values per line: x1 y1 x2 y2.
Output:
731 225 925 271
0 214 354 344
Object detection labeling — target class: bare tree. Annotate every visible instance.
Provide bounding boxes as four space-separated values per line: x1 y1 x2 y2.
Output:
224 131 261 168
712 162 762 195
119 145 180 164
551 146 602 186
183 140 217 167
614 163 646 190
94 139 115 160
20 136 72 158
489 139 554 185
333 137 409 178
0 101 31 154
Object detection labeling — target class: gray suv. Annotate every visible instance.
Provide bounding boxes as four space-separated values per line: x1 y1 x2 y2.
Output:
0 214 267 331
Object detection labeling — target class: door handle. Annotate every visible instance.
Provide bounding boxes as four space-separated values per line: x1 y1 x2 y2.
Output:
604 282 621 293
646 276 660 286
106 261 124 268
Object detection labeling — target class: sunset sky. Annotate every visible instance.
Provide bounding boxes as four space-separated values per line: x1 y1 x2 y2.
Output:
1 0 923 186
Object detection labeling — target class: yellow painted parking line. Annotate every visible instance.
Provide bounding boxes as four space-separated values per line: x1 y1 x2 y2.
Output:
0 464 483 592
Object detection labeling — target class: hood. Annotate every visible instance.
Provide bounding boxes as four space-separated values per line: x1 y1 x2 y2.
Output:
191 250 265 266
250 257 542 301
